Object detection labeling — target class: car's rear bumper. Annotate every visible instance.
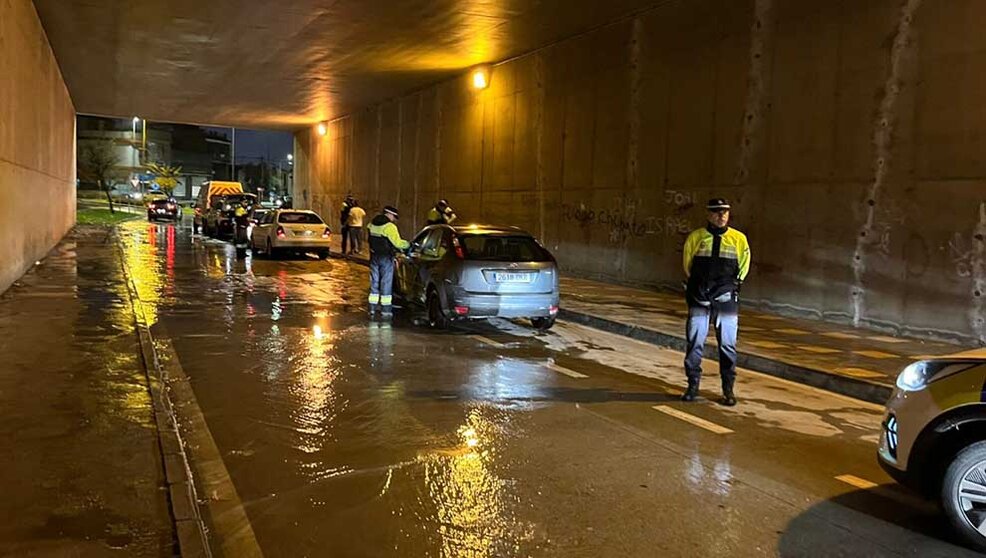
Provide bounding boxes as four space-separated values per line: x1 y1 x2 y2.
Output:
450 291 559 319
271 237 331 250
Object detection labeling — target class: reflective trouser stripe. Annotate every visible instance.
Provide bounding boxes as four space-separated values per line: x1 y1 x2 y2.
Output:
368 294 380 304
380 295 393 306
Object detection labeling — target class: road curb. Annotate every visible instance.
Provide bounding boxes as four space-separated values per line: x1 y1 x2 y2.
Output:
115 232 213 558
558 308 893 405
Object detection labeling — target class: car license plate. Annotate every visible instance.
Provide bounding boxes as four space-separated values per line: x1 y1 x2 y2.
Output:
494 272 533 283
156 209 166 213
302 230 313 236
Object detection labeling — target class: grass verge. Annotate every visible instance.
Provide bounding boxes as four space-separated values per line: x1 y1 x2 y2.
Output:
77 207 140 226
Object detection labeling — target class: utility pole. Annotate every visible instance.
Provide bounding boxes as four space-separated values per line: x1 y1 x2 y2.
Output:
230 127 236 181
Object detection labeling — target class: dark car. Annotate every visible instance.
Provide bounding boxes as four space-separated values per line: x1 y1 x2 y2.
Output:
394 224 560 330
147 198 181 221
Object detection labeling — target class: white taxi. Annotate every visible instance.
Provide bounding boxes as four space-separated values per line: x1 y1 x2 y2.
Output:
879 348 986 550
250 209 331 259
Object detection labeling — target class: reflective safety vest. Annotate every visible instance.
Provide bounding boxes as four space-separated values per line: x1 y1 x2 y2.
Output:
426 206 456 225
368 214 410 256
682 225 751 306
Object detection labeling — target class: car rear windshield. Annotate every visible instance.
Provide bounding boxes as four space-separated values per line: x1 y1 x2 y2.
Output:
278 212 323 224
458 234 553 262
149 199 174 206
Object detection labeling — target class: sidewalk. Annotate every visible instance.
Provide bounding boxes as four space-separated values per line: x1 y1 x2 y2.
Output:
327 237 966 403
0 226 176 556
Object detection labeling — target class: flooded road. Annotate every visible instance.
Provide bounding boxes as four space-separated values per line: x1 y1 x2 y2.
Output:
118 219 976 557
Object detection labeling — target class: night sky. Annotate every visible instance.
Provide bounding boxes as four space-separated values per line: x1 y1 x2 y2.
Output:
205 127 293 164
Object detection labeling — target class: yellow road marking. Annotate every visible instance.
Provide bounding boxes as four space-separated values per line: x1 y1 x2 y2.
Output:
546 362 587 379
854 350 900 359
652 406 734 435
746 340 789 349
836 474 878 490
822 332 858 340
835 367 885 379
798 345 842 354
472 335 507 349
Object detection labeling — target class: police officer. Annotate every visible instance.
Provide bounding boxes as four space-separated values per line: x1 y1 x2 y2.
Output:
681 198 751 406
426 199 457 225
340 194 353 256
367 205 410 319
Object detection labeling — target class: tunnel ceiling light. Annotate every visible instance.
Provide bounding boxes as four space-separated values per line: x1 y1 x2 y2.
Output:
471 66 490 90
317 122 327 136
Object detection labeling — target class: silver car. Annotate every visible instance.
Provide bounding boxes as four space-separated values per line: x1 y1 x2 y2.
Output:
394 224 560 330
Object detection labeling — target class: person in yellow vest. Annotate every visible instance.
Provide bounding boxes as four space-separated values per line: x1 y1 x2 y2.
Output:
367 206 410 319
426 199 457 225
681 198 751 406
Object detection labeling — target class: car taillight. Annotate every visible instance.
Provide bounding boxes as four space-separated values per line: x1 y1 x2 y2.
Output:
322 228 331 238
167 204 176 209
453 306 469 316
452 236 465 259
276 226 285 238
549 305 559 315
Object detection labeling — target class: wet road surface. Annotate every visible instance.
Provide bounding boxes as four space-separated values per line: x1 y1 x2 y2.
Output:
119 219 979 557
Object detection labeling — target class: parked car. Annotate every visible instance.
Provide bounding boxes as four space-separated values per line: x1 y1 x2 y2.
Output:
394 224 559 330
250 209 331 259
147 198 181 221
193 181 243 234
204 193 257 239
879 349 986 551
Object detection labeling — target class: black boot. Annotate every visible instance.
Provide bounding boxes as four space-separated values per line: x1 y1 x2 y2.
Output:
720 380 737 406
681 379 700 402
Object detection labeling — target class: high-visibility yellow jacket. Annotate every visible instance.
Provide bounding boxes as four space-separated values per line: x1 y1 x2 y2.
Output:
426 206 456 225
683 225 751 305
368 214 410 256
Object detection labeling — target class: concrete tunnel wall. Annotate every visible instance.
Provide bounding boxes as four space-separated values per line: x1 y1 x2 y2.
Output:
0 0 76 293
295 0 986 345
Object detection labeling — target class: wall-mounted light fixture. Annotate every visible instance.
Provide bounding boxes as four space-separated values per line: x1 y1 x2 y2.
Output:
317 122 328 136
471 66 491 90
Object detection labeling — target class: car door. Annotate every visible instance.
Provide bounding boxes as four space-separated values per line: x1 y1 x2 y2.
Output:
406 229 446 302
252 211 275 250
396 230 432 300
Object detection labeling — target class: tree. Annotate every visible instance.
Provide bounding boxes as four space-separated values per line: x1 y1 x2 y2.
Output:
146 162 182 197
78 140 119 213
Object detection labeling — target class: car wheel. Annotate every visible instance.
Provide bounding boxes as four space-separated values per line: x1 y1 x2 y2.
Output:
427 289 449 330
318 250 330 260
942 440 986 552
531 316 556 331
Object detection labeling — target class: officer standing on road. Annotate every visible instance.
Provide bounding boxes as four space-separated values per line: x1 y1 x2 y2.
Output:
426 199 457 225
681 198 751 406
340 194 353 256
367 205 410 320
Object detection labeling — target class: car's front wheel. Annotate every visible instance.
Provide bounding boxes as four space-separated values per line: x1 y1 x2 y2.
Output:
531 316 556 331
942 440 986 552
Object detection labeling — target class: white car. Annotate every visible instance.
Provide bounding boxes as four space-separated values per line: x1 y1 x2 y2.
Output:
879 349 986 551
250 209 332 259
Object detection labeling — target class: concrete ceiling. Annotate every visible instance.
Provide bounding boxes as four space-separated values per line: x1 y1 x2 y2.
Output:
33 0 662 131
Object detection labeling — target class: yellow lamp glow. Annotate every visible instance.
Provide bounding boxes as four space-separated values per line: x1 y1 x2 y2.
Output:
471 67 490 90
317 122 328 136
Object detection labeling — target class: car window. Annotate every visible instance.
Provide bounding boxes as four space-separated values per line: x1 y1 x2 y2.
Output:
410 230 431 252
421 229 444 258
458 234 553 262
261 212 274 225
277 212 323 224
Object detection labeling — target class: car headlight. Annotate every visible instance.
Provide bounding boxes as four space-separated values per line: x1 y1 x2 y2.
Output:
895 360 966 391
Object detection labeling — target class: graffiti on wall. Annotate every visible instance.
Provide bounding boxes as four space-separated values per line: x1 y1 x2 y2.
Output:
560 191 697 244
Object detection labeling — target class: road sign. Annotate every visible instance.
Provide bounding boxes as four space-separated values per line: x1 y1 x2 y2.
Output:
130 178 139 187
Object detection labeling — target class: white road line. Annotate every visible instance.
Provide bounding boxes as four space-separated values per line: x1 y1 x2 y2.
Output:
472 335 507 349
547 362 587 379
836 474 878 490
652 405 734 435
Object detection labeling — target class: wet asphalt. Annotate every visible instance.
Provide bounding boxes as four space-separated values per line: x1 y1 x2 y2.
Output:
118 218 979 557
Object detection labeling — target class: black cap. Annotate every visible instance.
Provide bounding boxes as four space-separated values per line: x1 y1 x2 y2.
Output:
707 198 731 211
383 206 399 218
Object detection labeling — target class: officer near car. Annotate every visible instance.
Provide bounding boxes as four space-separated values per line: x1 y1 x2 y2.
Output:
426 199 457 225
340 194 354 256
367 205 410 319
680 198 751 406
